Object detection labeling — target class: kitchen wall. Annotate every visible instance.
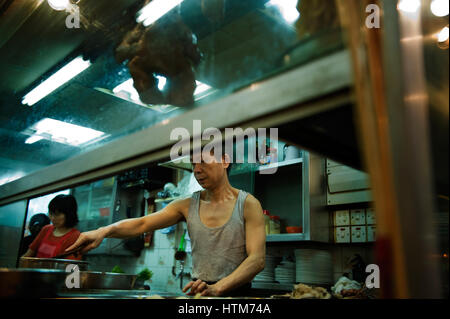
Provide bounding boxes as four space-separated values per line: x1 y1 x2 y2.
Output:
85 222 193 295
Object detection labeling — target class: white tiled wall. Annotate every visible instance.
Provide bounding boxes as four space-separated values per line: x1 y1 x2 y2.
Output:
85 223 193 295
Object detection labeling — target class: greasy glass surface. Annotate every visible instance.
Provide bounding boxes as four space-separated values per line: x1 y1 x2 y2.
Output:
0 200 28 267
0 0 344 186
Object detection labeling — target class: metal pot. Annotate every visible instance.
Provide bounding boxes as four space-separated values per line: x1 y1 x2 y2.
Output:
0 268 68 298
19 257 89 271
76 271 139 290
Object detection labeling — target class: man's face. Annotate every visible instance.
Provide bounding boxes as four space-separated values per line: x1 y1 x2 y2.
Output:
192 151 229 189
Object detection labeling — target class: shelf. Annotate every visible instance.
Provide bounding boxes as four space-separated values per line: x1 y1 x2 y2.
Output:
158 156 192 172
258 158 303 172
266 233 305 242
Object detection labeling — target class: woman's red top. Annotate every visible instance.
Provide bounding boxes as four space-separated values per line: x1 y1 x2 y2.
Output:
29 225 81 260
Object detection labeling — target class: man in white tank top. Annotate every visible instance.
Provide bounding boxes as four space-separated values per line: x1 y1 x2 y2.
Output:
67 147 266 297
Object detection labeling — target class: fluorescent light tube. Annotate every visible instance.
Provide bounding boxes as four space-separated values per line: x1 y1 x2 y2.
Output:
113 78 212 103
25 135 44 144
136 0 184 27
24 118 105 147
22 56 91 106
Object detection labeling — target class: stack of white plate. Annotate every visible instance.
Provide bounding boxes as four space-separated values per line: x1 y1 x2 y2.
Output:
294 249 333 285
275 260 296 284
253 255 281 283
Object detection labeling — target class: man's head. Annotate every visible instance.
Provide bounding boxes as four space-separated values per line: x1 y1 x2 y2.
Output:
191 141 233 189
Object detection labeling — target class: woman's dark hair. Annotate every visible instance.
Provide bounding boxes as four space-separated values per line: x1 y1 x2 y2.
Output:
48 194 79 228
29 213 50 235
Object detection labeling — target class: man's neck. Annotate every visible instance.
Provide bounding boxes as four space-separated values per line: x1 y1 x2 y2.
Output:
204 179 236 203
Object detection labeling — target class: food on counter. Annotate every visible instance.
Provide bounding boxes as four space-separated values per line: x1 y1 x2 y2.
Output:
115 12 202 107
331 276 361 295
111 265 125 273
290 283 331 299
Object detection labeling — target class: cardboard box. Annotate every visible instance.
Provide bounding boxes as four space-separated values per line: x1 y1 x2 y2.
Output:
351 226 367 243
335 226 350 243
367 225 376 242
350 209 366 225
334 210 350 226
366 208 376 225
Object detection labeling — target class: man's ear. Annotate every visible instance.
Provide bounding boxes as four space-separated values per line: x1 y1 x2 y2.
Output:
222 153 231 169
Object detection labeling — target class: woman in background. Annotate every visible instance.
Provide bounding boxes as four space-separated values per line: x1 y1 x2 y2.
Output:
19 213 50 256
22 194 82 260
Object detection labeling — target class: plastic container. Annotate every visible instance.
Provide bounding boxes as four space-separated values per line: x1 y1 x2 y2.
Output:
269 215 281 234
263 210 271 235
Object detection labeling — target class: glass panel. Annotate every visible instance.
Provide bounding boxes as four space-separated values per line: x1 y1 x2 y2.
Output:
0 0 345 186
0 200 28 267
421 2 449 298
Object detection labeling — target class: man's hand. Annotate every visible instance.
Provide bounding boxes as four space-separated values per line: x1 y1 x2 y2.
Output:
66 228 108 253
182 279 222 297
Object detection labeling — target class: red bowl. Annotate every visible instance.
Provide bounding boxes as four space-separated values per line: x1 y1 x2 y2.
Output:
286 226 302 233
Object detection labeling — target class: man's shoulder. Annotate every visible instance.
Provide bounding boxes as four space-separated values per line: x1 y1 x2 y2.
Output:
243 192 261 205
243 192 263 215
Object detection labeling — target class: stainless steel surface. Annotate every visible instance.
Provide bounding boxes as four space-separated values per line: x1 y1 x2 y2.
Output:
0 268 68 298
19 257 89 271
0 50 352 205
77 271 138 290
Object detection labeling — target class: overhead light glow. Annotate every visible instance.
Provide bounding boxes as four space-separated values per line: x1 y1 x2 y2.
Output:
194 81 212 95
266 0 300 23
431 0 449 17
136 0 184 27
47 0 70 11
25 135 44 144
22 56 91 106
437 26 449 42
113 77 212 104
23 118 106 147
0 172 26 186
398 0 421 13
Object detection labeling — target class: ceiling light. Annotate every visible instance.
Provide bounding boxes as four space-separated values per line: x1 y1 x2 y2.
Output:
47 0 70 11
22 56 91 106
194 81 212 95
136 0 184 27
23 118 106 147
112 78 212 104
266 0 300 24
397 0 421 13
431 0 449 17
437 26 449 42
25 135 45 144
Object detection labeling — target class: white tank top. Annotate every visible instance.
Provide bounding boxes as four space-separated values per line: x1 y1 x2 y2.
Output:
187 190 248 282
